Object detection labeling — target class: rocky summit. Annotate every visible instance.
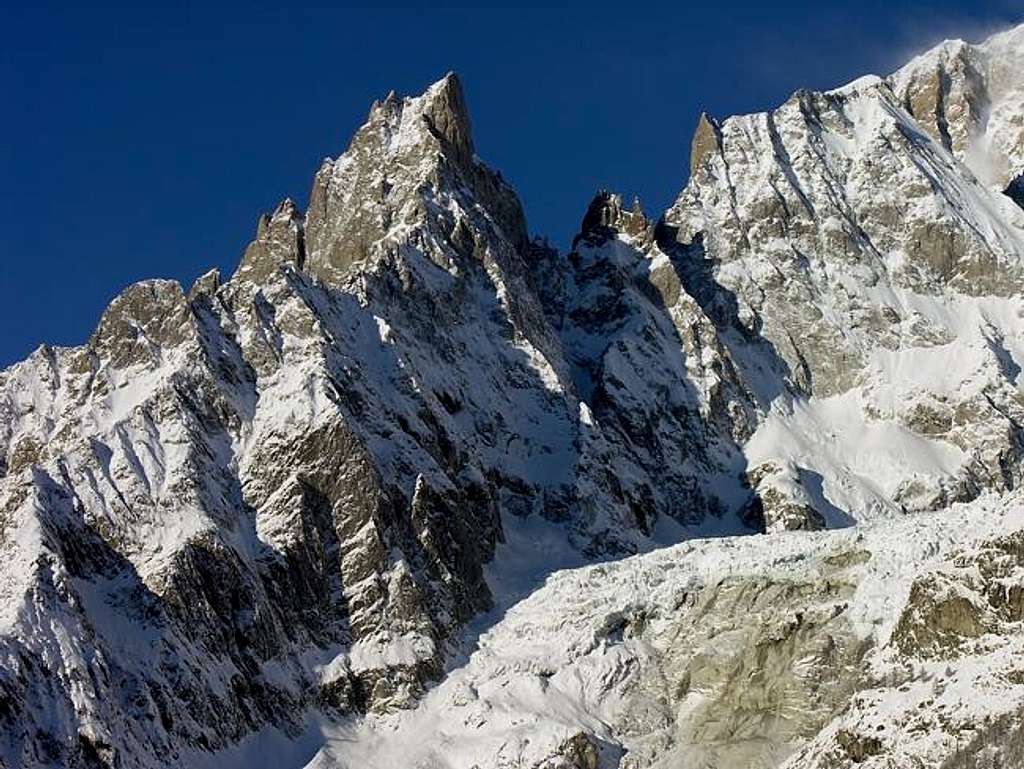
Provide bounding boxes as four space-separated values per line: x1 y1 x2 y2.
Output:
2 25 1024 769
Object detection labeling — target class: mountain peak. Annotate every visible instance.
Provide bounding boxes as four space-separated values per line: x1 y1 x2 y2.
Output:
302 71 525 283
689 111 721 177
7 21 1024 769
574 190 651 248
417 71 474 164
235 197 305 283
889 22 1024 184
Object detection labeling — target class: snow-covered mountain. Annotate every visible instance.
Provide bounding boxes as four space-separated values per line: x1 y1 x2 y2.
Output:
1 24 1023 769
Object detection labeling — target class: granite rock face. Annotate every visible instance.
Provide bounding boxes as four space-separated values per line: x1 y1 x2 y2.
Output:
321 494 1023 769
2 23 1024 769
666 25 1024 525
0 71 760 769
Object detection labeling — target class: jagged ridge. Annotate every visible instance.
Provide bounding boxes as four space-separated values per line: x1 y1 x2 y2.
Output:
1 23 1023 769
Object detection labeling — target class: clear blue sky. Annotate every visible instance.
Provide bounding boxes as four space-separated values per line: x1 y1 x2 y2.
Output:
2 2 1022 367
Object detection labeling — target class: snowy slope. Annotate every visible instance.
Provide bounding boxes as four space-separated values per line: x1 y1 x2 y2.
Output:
668 23 1024 527
308 491 1024 769
1 22 1024 769
891 23 1024 187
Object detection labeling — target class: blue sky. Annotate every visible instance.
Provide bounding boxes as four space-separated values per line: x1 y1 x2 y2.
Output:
2 1 1022 366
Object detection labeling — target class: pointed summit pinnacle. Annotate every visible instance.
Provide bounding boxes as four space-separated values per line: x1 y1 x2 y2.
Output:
420 71 474 164
690 111 722 177
235 198 305 284
574 190 651 248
